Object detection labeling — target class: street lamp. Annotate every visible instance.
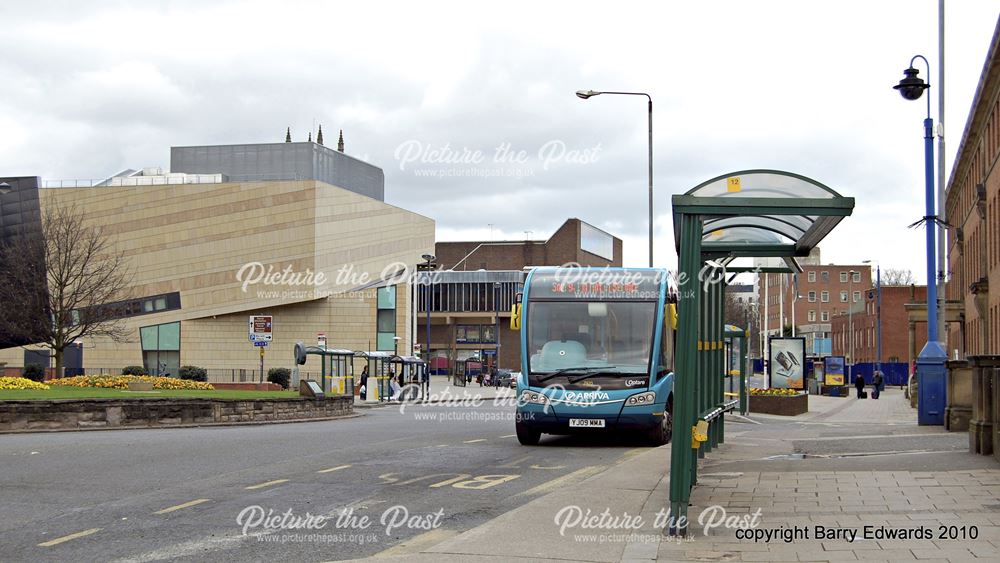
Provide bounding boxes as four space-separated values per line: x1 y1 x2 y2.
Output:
576 89 654 267
862 260 881 378
895 55 947 424
420 253 436 375
493 281 501 373
848 270 857 384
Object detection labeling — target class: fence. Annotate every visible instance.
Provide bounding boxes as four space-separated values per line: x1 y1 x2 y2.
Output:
749 359 910 387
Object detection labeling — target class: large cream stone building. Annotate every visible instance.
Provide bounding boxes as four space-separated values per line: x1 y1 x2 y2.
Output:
0 141 435 381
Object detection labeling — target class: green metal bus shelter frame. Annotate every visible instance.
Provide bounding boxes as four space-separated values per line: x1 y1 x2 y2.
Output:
668 170 854 535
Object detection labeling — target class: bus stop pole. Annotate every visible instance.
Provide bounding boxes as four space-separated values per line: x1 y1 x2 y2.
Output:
668 214 701 536
715 280 725 446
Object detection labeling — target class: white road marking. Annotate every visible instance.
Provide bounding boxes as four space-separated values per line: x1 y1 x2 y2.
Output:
153 499 210 515
245 479 289 490
38 528 101 547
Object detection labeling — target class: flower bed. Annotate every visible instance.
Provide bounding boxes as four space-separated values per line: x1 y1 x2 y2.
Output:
749 390 808 416
0 377 50 391
49 375 214 391
749 388 798 397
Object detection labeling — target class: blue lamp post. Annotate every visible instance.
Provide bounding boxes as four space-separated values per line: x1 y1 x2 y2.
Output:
894 55 946 425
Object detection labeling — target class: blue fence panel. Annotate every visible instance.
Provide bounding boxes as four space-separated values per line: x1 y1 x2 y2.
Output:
846 362 909 386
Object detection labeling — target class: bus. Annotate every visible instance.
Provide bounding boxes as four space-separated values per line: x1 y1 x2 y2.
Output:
514 267 675 445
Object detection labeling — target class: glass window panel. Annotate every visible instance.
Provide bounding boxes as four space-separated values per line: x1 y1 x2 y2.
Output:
376 332 396 351
140 325 158 351
143 300 154 313
157 322 180 351
481 325 496 343
377 309 395 332
377 286 396 310
840 272 848 282
808 272 816 282
154 297 167 311
466 325 480 343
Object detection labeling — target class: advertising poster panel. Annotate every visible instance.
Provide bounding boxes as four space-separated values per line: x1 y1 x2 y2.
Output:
824 355 846 386
769 337 805 389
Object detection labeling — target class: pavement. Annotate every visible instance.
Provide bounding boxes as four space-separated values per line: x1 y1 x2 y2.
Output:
357 389 1000 562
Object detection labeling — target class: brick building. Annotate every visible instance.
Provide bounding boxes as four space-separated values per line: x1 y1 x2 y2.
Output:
758 264 872 357
831 285 928 367
419 219 622 375
945 19 1000 358
435 218 622 271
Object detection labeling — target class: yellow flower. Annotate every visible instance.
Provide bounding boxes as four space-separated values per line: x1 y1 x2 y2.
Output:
0 377 51 390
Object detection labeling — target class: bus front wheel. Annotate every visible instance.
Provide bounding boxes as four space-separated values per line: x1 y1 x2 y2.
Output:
516 421 541 445
649 409 672 445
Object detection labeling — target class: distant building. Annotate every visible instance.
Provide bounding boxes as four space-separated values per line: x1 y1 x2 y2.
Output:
831 285 928 368
0 139 433 383
435 218 622 271
419 219 623 375
757 261 872 357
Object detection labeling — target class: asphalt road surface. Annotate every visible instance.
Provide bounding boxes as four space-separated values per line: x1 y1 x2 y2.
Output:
0 401 658 562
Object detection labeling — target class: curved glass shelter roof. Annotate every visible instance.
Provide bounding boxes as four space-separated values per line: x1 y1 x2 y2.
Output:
672 169 854 259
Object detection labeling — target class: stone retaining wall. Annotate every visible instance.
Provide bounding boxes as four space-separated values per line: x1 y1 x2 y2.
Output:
0 396 353 432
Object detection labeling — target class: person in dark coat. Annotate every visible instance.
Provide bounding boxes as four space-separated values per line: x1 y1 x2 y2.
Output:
855 373 866 399
359 365 369 401
872 371 883 399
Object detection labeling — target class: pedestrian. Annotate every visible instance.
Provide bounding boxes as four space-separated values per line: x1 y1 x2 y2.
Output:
359 365 369 401
388 369 399 400
855 372 866 399
872 371 883 400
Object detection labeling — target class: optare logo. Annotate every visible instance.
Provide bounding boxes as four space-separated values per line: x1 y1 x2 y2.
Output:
625 379 647 387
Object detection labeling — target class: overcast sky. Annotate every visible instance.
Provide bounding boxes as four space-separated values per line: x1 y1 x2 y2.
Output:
1 1 997 281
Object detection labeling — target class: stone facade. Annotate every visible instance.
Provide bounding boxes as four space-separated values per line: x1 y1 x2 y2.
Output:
0 396 353 432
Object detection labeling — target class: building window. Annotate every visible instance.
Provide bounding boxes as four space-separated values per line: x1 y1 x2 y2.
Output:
808 271 816 282
808 310 816 322
840 291 848 302
140 322 180 376
852 272 861 283
853 291 861 302
821 311 829 321
821 271 829 283
808 291 816 302
821 291 829 302
376 286 396 351
840 272 848 283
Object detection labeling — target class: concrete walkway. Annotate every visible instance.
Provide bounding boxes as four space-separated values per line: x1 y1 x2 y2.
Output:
351 389 1000 562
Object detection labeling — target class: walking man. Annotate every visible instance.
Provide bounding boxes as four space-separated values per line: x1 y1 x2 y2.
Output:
855 372 866 399
872 371 883 400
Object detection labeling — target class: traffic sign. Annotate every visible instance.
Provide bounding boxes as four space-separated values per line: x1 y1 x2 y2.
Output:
249 315 273 342
254 341 268 347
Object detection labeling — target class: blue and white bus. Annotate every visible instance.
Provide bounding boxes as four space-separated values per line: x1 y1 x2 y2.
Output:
515 267 675 445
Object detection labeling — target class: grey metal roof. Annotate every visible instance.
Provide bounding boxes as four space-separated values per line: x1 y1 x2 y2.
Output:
672 170 854 258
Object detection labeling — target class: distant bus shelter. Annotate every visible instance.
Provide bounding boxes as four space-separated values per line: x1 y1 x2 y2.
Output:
389 355 429 400
669 170 854 535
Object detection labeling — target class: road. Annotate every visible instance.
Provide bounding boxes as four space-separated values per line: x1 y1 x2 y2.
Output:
0 400 654 562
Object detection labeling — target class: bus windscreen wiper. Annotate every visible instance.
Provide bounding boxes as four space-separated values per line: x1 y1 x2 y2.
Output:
566 368 619 384
535 366 615 383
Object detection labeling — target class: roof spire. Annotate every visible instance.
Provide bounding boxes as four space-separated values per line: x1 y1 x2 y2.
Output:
285 127 291 143
316 124 324 145
337 129 344 152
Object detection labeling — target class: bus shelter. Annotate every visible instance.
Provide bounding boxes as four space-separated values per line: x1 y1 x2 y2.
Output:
359 351 396 402
454 358 482 386
723 324 749 415
292 344 356 395
390 355 429 400
669 170 854 535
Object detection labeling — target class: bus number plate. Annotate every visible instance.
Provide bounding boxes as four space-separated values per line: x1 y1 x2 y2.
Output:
569 418 605 428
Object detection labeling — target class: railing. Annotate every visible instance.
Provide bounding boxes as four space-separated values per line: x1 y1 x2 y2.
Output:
42 173 306 189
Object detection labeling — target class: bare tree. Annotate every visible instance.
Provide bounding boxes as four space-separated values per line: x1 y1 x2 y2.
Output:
0 203 133 375
881 268 915 286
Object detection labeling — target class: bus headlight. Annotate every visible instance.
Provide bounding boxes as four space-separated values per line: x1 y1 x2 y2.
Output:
521 390 549 405
625 391 656 406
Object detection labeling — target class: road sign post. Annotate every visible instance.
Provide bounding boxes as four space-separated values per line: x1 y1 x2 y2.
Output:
250 315 273 382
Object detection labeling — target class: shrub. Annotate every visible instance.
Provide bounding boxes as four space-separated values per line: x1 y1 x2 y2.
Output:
267 367 291 389
178 365 208 382
22 364 46 382
122 365 148 376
